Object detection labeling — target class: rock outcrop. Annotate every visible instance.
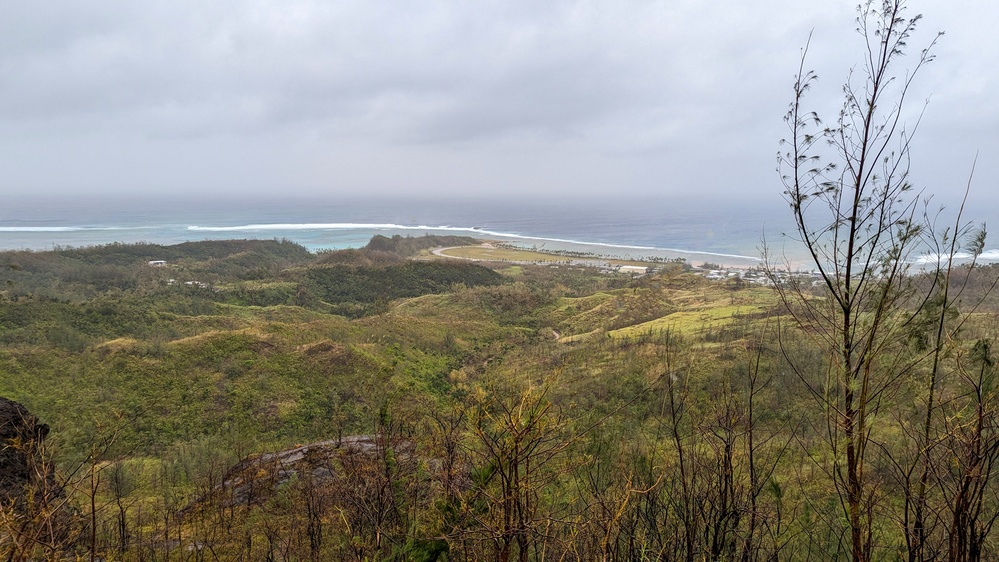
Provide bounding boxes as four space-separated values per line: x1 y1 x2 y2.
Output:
185 435 418 512
0 396 50 504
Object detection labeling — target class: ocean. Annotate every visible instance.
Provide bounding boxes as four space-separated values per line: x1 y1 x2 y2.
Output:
1 193 995 268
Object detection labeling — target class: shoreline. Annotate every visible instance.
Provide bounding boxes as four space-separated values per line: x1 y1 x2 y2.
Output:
490 239 763 270
432 240 764 272
0 226 769 268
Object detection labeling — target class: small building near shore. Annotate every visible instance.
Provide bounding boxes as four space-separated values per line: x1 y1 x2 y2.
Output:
619 265 648 275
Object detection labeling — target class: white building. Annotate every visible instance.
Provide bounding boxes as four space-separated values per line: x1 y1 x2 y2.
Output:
619 265 648 275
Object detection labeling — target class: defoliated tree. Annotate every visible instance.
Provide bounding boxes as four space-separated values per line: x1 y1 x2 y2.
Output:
769 2 941 560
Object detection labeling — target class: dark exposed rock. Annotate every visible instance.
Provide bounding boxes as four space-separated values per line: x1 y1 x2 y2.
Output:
0 397 77 555
0 396 51 504
183 435 419 513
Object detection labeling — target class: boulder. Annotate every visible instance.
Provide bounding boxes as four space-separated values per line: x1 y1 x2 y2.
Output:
0 396 50 504
184 435 417 512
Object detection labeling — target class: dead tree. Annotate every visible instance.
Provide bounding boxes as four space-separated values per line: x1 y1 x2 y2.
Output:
771 2 941 559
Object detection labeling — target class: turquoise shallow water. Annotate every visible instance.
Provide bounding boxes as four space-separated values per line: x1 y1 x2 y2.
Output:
2 193 994 267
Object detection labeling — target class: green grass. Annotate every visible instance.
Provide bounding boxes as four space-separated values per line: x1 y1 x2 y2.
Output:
609 287 776 339
439 246 567 262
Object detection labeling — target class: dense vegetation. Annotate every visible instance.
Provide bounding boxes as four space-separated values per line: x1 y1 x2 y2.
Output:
307 261 503 317
2 230 998 561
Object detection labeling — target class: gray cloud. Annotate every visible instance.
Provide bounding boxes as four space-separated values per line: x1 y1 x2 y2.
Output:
0 0 994 203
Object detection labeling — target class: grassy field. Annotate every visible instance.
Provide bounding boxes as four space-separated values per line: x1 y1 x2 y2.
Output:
437 245 570 262
551 284 777 343
609 300 771 339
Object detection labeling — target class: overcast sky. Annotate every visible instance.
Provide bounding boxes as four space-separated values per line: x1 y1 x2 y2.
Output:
0 1 995 208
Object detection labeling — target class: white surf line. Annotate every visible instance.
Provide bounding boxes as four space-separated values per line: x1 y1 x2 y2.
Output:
187 222 763 262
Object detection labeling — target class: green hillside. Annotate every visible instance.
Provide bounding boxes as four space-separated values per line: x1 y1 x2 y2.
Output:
2 236 998 561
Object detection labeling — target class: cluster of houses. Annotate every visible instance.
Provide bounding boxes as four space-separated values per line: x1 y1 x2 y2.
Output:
695 266 824 287
165 279 211 289
148 260 212 290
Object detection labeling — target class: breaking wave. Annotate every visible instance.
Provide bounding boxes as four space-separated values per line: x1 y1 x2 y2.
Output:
187 222 761 261
914 249 999 265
